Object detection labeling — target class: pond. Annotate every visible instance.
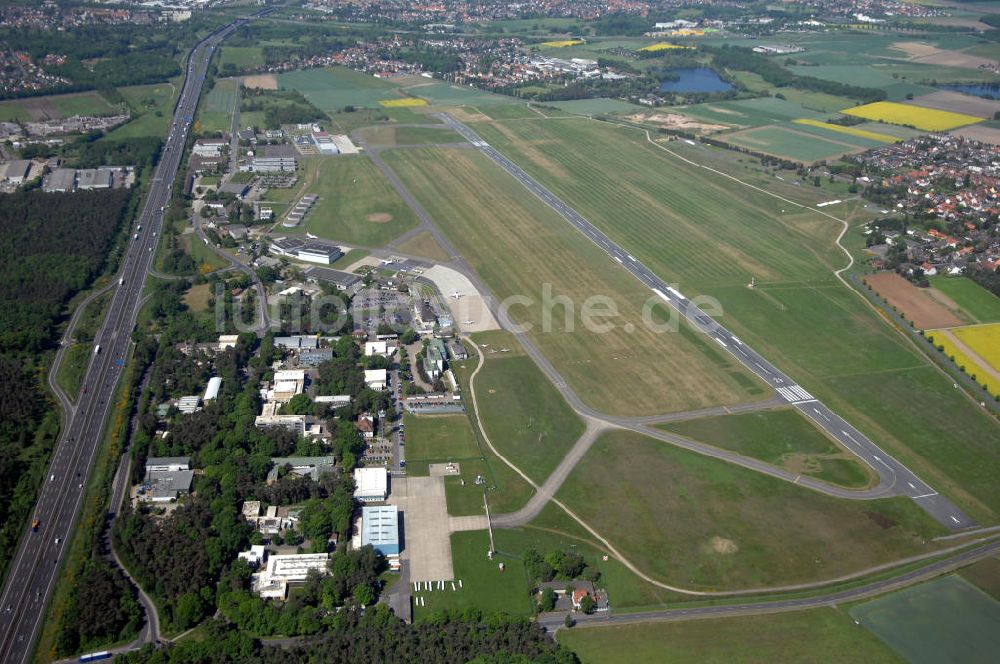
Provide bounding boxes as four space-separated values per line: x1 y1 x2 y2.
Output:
659 67 733 94
937 83 1000 100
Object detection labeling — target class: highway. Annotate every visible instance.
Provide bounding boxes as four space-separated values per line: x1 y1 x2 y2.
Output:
436 113 975 532
0 14 260 662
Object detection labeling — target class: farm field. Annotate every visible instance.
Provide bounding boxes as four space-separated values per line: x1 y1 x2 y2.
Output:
219 46 264 70
0 90 117 122
473 103 539 120
279 66 403 111
658 408 873 488
787 64 936 101
394 78 519 107
402 413 480 476
383 146 769 417
198 79 239 134
411 531 533 620
465 354 584 484
791 118 899 143
110 80 180 139
958 556 1000 601
725 71 855 113
675 97 828 128
300 156 420 246
864 272 963 329
559 608 903 664
556 429 946 590
722 124 876 162
924 328 1000 399
849 575 1000 664
928 276 1000 324
548 97 640 116
357 125 461 147
469 117 1000 520
953 324 1000 371
842 101 983 131
905 90 1000 119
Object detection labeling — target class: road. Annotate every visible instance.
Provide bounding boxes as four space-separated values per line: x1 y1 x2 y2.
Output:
0 14 263 662
435 112 975 532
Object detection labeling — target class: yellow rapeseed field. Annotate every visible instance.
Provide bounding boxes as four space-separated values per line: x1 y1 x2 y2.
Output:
540 39 583 47
953 323 1000 373
639 43 694 52
792 118 900 143
378 98 429 108
841 101 983 131
927 327 1000 398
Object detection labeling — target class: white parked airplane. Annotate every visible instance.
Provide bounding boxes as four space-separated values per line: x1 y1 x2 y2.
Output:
451 291 463 299
463 319 474 325
306 232 318 239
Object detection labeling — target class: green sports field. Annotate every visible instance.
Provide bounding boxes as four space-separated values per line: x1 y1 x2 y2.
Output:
468 116 1000 521
659 408 873 488
850 575 1000 664
299 156 420 246
383 146 769 417
555 429 946 590
560 608 903 664
929 276 1000 324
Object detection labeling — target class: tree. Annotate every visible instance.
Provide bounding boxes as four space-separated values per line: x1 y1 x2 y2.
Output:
578 595 595 614
539 587 557 612
175 592 207 629
564 613 575 628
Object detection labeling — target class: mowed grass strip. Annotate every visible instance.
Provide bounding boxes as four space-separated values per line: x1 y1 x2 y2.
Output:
841 101 983 131
301 156 419 246
556 429 946 590
849 575 1000 664
659 408 874 488
382 147 766 417
558 608 903 664
793 118 900 143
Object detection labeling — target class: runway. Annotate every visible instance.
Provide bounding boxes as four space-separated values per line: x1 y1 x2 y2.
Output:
435 112 976 532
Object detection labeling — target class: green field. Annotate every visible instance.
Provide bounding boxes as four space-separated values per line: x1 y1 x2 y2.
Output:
396 77 519 106
56 343 92 400
393 231 451 262
469 117 1000 521
279 67 404 111
475 104 540 120
723 124 875 162
357 125 461 147
109 80 180 139
0 90 117 123
464 354 584 484
198 79 238 134
402 413 480 475
549 97 640 116
958 556 1000 601
299 156 420 246
556 429 946 590
850 575 1000 664
383 146 768 417
677 96 829 128
560 608 903 664
412 530 534 619
787 65 935 101
726 71 856 113
659 408 873 488
220 46 264 70
929 276 1000 324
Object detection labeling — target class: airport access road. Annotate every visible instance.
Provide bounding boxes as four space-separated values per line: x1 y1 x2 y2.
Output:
435 112 975 532
0 13 266 663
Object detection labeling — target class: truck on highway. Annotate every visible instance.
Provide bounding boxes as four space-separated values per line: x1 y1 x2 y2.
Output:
79 652 111 662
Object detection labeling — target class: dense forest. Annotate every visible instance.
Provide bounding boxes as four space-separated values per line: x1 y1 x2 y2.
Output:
0 188 133 585
117 610 579 663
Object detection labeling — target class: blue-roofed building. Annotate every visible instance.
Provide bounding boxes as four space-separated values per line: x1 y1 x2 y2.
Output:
361 505 399 558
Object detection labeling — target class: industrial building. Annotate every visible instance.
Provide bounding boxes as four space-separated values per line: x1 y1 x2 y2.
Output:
145 457 190 472
266 456 337 483
241 155 297 173
255 414 316 436
269 237 342 265
364 369 388 391
361 505 400 559
77 168 114 190
273 335 319 350
1 160 32 184
303 266 362 294
353 467 389 503
311 131 340 154
43 168 76 193
176 395 202 414
403 393 465 414
140 457 194 502
251 553 329 599
298 347 333 366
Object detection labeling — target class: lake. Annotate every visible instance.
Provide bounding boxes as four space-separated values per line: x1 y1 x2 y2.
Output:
660 68 733 94
938 83 1000 100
